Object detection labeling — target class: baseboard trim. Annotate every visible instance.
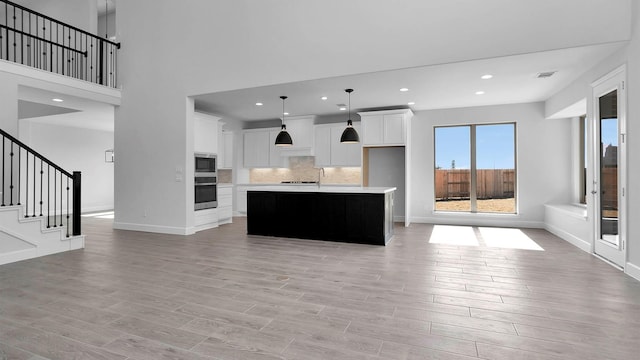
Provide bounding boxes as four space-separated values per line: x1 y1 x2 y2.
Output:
625 262 640 282
410 216 544 229
0 248 38 266
113 222 192 235
544 223 592 253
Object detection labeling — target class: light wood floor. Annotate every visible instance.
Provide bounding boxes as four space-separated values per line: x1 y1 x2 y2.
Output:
1 217 640 360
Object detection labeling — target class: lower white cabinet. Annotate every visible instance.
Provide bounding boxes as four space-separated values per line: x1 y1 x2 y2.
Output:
218 185 233 225
194 185 233 232
194 208 219 232
236 186 248 215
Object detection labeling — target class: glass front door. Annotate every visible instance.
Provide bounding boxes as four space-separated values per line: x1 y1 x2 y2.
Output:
599 90 618 246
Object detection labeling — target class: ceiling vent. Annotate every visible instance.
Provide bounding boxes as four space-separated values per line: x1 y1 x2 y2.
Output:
536 71 557 79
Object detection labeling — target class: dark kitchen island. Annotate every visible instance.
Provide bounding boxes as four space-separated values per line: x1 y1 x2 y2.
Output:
247 186 396 245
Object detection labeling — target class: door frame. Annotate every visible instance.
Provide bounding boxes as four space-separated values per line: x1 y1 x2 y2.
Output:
590 65 627 269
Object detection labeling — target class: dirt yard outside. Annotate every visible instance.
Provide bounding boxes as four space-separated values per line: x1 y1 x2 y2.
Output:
435 198 516 213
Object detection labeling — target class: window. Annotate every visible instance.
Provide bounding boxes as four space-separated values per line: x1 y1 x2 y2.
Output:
434 123 516 214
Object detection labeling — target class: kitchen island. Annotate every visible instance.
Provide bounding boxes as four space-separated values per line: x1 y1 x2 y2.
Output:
247 186 396 245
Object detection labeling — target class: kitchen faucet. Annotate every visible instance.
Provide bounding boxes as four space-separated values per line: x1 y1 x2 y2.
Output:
318 167 325 188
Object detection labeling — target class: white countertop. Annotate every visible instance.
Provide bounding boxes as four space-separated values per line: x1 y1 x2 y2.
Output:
246 185 396 194
217 183 233 188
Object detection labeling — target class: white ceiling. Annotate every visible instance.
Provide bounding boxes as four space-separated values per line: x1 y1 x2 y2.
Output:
18 86 115 132
194 42 624 122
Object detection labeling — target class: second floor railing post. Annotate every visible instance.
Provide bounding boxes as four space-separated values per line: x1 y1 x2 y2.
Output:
98 38 104 85
72 171 81 236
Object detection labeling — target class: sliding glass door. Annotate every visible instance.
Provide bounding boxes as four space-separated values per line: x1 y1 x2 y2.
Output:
434 123 516 214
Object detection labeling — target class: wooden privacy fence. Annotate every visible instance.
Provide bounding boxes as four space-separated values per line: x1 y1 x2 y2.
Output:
435 169 515 200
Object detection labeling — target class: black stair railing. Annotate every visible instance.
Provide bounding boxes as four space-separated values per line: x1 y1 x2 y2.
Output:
0 0 120 87
1 128 81 237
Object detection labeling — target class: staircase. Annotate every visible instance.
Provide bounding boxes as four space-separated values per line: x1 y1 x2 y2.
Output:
1 128 83 266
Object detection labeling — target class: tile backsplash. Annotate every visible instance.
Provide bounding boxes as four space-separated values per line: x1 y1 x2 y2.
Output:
250 156 361 184
218 169 232 183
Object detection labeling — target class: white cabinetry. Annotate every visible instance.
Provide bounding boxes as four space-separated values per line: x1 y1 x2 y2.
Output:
219 130 234 169
331 124 361 166
243 128 286 168
236 185 248 215
194 208 218 232
194 185 233 231
217 185 233 224
314 123 361 167
359 110 412 146
194 112 220 153
314 126 331 166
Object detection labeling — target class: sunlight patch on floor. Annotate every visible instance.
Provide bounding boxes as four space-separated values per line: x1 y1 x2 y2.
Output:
479 227 544 251
429 225 479 246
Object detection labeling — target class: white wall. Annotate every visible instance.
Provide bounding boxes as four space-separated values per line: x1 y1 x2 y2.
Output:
368 147 405 220
11 0 97 34
544 1 640 278
113 0 630 234
626 0 640 276
19 121 114 213
410 102 572 228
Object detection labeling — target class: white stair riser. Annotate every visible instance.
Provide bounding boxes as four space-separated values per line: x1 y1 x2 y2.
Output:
0 206 84 266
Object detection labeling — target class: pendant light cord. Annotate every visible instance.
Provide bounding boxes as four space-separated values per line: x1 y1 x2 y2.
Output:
348 91 351 121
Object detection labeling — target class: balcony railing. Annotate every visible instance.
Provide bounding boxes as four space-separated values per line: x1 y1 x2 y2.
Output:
0 0 120 87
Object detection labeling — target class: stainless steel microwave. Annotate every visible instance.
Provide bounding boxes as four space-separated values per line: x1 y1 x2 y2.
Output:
195 153 217 174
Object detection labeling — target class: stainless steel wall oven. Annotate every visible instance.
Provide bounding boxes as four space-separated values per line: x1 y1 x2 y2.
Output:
194 153 217 210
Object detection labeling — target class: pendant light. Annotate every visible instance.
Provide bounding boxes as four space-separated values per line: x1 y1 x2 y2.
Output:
275 95 293 146
340 89 360 143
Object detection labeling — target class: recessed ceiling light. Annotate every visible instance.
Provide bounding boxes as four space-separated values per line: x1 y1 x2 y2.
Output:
408 102 415 105
399 88 409 92
52 98 64 102
321 96 328 101
339 107 347 111
475 91 485 95
255 102 263 106
283 112 289 115
481 74 493 80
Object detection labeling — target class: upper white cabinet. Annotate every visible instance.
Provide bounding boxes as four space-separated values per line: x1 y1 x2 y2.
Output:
218 123 234 169
359 109 413 146
194 112 220 153
221 131 234 169
314 123 361 167
314 126 331 166
243 128 286 168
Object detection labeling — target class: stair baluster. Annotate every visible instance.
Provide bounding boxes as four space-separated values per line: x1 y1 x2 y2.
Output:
9 141 13 205
1 134 5 207
0 128 81 235
46 164 50 228
39 159 43 216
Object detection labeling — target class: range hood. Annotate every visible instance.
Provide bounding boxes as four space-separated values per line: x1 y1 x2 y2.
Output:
279 115 315 157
